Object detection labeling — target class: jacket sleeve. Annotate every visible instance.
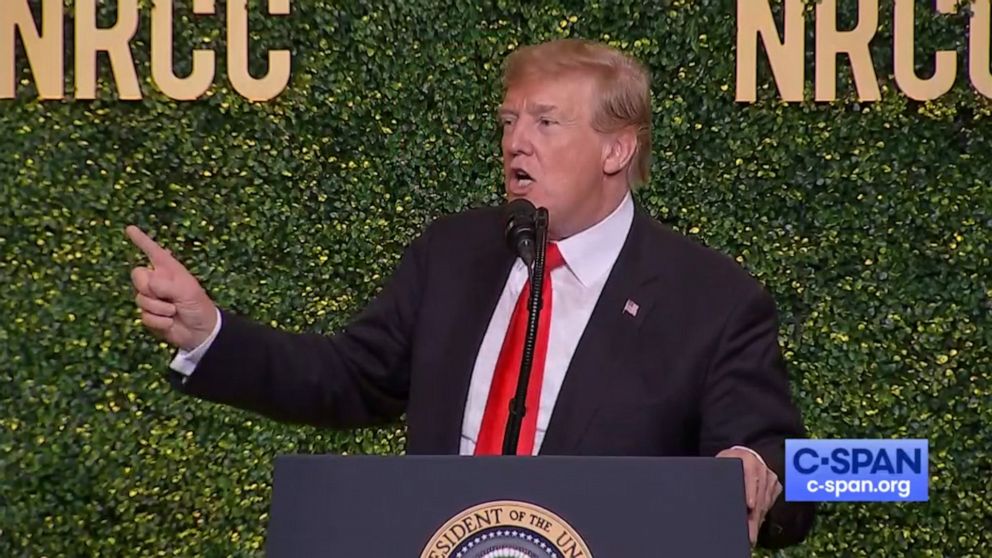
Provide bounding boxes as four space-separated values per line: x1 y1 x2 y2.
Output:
697 283 816 548
167 224 434 429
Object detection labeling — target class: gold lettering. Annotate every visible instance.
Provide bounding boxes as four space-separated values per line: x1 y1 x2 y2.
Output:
151 0 215 100
894 0 957 100
445 524 465 545
816 0 881 101
472 509 496 530
433 536 451 553
554 531 585 558
736 0 805 102
227 0 291 101
0 0 63 99
75 0 141 100
971 0 992 98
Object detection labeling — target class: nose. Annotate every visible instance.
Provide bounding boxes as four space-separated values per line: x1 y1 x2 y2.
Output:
505 120 534 157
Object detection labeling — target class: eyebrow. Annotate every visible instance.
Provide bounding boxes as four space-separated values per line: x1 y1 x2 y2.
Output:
527 103 559 115
497 103 561 117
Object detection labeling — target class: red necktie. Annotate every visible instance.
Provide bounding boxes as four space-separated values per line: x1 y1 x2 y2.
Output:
475 243 566 455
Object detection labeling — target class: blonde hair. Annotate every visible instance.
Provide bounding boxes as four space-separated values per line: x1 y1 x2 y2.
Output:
502 39 652 188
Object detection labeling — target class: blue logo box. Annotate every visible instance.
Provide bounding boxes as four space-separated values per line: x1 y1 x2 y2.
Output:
785 439 928 502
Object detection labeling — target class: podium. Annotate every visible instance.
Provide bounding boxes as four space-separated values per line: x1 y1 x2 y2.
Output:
265 455 750 556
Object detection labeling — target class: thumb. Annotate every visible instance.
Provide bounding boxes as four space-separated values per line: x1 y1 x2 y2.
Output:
146 269 185 302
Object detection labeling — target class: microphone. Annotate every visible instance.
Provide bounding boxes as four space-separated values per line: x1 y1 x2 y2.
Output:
503 198 537 266
500 199 550 455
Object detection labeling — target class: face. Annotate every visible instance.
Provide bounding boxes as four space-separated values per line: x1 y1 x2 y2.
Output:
499 72 622 240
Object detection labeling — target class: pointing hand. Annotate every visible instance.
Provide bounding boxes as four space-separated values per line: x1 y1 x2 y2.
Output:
126 225 218 351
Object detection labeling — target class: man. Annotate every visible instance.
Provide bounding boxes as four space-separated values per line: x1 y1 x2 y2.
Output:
127 39 814 548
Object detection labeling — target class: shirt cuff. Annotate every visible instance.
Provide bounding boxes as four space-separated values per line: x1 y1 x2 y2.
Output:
731 445 771 471
168 308 223 376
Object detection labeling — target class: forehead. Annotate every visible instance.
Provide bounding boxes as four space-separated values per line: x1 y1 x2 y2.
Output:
500 72 596 112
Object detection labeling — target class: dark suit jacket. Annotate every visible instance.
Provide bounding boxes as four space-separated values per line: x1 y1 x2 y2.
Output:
170 203 815 547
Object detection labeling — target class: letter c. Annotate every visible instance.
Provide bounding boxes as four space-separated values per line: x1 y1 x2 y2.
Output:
794 447 819 474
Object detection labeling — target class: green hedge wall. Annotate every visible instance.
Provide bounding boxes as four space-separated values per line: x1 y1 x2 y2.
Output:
2 0 990 555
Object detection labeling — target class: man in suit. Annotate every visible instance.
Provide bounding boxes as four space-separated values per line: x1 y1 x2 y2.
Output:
127 39 814 547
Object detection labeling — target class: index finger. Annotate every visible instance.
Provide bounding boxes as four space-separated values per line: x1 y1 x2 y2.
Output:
126 225 174 268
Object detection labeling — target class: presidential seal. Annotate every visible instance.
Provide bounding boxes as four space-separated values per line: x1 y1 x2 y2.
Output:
420 500 592 558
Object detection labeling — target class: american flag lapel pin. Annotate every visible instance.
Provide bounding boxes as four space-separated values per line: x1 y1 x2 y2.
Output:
623 299 639 317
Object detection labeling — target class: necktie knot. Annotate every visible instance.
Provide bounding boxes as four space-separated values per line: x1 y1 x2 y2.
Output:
544 242 565 273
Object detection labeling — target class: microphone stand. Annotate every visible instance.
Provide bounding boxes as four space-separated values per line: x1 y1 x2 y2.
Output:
502 207 549 455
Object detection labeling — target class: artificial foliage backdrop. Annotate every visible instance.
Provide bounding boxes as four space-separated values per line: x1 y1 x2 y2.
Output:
2 0 990 555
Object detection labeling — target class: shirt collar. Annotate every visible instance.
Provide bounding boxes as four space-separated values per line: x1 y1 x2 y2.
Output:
554 191 634 288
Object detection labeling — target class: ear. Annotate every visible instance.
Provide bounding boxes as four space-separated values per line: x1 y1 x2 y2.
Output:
602 128 638 177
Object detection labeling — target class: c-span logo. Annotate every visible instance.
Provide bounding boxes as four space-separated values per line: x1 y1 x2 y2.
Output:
420 500 593 558
785 439 928 502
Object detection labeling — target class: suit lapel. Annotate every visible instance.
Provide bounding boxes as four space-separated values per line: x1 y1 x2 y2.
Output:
540 209 664 455
434 215 516 454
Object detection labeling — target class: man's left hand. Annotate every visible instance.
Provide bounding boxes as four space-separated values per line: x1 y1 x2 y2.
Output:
717 447 782 546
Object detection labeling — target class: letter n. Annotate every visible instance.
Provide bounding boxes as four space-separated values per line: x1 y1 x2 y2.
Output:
0 0 63 99
736 0 805 102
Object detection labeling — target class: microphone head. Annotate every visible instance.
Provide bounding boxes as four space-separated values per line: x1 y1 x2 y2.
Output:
503 198 536 223
503 198 537 266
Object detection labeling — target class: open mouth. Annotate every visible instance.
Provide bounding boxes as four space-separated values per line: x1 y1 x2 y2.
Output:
512 168 534 187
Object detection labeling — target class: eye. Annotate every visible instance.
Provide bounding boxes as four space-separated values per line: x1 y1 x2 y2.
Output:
538 117 556 127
